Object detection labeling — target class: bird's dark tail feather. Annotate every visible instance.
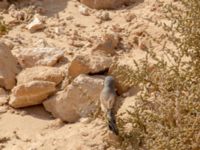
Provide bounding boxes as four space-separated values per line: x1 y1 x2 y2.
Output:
107 110 119 135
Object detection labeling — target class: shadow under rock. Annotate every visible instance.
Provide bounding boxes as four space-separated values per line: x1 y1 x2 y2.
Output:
118 0 145 10
42 0 69 17
21 104 54 120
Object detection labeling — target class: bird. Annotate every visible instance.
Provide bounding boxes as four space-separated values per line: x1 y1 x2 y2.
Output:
100 76 119 135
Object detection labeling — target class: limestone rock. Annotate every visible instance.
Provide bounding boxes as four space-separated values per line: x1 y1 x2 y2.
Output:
17 66 64 85
79 0 131 10
68 54 112 79
9 80 56 108
13 47 64 68
0 42 19 90
26 15 45 33
92 33 119 55
43 74 104 122
0 88 8 106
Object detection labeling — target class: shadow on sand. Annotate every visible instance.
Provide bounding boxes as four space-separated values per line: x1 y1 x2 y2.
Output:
21 104 54 120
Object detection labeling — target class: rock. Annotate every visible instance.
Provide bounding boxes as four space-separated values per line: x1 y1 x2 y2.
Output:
0 0 9 10
0 42 19 90
79 0 131 9
13 47 64 68
125 13 136 22
68 54 112 79
43 74 104 122
92 33 119 55
139 37 151 51
0 88 8 106
96 11 110 21
0 106 7 114
26 15 45 33
9 80 56 108
17 66 64 85
79 5 90 16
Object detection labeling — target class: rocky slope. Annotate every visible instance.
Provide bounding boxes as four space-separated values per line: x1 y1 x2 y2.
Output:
0 0 168 149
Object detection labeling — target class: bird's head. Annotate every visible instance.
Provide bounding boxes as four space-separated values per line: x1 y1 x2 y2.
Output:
104 76 115 88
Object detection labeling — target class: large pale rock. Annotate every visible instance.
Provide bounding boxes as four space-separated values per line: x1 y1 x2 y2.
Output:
17 66 64 85
43 74 104 122
79 0 131 9
0 42 19 90
13 47 64 68
9 80 56 108
68 54 112 79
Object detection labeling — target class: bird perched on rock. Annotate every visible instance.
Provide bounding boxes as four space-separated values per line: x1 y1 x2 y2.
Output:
100 76 118 135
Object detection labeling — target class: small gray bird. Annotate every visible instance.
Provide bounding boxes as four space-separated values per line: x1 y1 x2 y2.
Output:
100 76 118 135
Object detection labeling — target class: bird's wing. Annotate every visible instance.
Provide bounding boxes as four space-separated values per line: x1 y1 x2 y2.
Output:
100 89 116 111
105 93 115 110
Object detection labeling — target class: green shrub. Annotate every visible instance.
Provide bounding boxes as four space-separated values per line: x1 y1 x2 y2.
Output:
117 1 200 150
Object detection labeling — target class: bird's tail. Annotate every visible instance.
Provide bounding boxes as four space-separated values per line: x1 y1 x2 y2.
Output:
106 110 119 135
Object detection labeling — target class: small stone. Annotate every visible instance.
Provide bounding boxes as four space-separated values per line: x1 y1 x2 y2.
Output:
26 15 45 33
92 33 119 55
125 13 136 22
96 11 110 21
79 5 90 16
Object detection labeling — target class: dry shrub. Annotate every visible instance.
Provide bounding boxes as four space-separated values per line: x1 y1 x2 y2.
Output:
117 1 200 150
0 19 8 36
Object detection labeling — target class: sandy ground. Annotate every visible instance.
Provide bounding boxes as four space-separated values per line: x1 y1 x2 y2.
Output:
0 0 169 149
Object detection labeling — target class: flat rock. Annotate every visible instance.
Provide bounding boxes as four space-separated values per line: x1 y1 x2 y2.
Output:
9 80 56 108
13 47 64 68
17 66 64 85
68 54 112 79
0 42 19 90
43 74 104 122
